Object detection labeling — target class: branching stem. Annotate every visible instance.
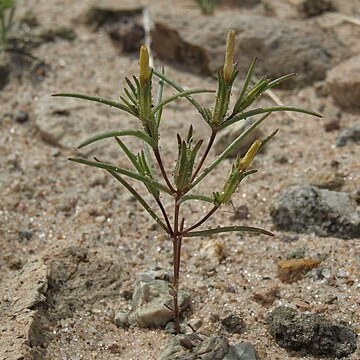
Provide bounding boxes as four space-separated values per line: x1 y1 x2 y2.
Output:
191 128 217 182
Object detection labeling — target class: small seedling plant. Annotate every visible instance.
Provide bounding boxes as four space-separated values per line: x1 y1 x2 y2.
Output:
53 30 320 334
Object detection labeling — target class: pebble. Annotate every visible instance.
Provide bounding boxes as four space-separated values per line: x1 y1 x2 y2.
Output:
14 111 29 123
336 123 360 147
221 314 246 334
95 215 106 223
277 258 321 283
18 229 33 241
267 306 357 358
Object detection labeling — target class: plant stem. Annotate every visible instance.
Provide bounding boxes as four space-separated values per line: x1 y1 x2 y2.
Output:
155 197 173 235
171 196 183 334
191 128 217 182
154 147 176 193
181 205 219 234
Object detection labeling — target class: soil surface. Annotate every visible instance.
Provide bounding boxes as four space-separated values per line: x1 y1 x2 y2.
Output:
0 0 359 359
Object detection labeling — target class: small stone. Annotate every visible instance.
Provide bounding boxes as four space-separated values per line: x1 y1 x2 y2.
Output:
19 229 33 241
306 171 345 191
252 284 280 306
267 306 357 358
14 111 29 123
3 253 23 270
323 118 340 132
95 215 106 223
221 314 246 334
157 335 229 360
114 311 130 328
336 123 360 147
277 258 321 283
224 342 258 360
131 269 191 329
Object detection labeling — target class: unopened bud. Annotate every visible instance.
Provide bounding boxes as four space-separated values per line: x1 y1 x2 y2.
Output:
139 45 150 87
238 139 262 171
223 30 235 83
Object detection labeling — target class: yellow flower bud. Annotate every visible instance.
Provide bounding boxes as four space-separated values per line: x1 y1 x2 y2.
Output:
223 30 236 83
139 45 150 87
238 139 262 171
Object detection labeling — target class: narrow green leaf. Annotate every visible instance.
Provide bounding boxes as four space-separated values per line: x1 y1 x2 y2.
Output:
183 225 274 237
107 169 169 233
152 88 214 117
155 66 165 129
259 129 278 151
125 77 137 97
77 130 156 149
233 58 257 113
221 106 322 130
52 93 134 115
268 73 297 89
69 157 172 195
177 194 215 205
114 137 140 171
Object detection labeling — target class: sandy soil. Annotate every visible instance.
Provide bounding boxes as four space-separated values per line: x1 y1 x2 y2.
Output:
0 0 359 359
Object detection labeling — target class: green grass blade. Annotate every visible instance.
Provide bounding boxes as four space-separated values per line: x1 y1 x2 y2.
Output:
183 225 274 237
77 130 156 149
69 157 172 195
52 93 134 115
107 170 168 233
152 88 214 117
221 106 322 130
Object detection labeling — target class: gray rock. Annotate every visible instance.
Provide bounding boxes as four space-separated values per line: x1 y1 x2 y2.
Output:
151 11 347 88
130 269 191 329
327 55 360 109
14 110 29 123
221 314 246 334
270 185 360 239
267 306 357 358
224 342 257 360
214 120 264 158
0 259 49 359
114 310 130 328
157 335 229 360
85 0 144 52
336 123 360 147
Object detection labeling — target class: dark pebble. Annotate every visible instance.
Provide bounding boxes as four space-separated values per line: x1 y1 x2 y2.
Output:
19 229 33 240
14 111 29 123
